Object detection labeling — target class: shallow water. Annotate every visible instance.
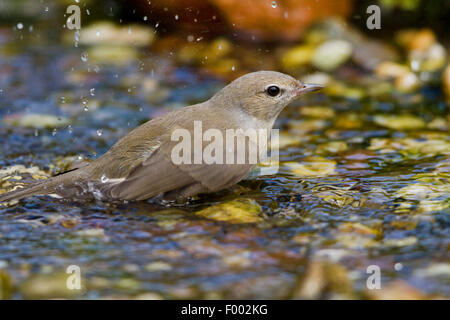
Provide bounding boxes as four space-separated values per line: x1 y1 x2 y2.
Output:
0 27 449 299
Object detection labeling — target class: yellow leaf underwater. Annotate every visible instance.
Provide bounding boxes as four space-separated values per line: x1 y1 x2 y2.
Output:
195 199 263 224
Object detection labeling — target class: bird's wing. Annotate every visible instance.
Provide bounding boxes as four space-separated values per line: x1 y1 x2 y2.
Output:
99 139 254 200
86 105 255 200
104 143 198 200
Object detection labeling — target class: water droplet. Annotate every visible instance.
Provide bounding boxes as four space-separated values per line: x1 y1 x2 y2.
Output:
271 1 277 8
52 128 57 136
74 30 80 48
96 129 103 136
90 88 95 96
17 23 23 30
86 9 90 15
231 65 236 71
175 14 179 20
143 16 148 21
101 174 109 183
82 100 89 111
81 52 88 62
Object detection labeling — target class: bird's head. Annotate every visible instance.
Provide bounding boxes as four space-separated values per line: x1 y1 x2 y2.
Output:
212 70 323 122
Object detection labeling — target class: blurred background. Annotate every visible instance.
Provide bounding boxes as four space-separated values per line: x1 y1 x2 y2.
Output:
0 0 449 300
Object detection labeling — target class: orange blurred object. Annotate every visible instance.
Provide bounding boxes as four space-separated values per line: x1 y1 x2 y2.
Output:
136 0 353 42
213 0 352 41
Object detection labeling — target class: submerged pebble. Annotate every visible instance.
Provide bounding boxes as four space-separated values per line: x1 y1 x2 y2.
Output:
19 272 83 299
77 21 155 46
292 260 353 299
0 269 13 299
284 157 337 177
3 113 70 129
373 114 425 130
367 280 426 300
316 141 348 154
311 39 352 71
299 106 335 119
443 64 450 103
281 45 315 69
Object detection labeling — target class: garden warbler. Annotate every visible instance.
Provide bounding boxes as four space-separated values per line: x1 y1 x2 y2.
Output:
0 71 322 203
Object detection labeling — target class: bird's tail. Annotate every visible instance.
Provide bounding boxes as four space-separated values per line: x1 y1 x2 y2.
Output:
0 182 49 203
0 170 79 203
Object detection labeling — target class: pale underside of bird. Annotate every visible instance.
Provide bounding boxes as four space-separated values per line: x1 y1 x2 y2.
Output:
0 71 323 203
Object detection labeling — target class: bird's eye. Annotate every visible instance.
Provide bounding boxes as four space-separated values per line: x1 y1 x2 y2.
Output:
266 85 280 97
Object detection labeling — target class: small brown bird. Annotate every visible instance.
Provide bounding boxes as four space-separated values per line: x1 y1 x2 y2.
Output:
0 71 322 203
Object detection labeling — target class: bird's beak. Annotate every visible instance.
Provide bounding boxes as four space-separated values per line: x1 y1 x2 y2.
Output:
295 83 324 96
